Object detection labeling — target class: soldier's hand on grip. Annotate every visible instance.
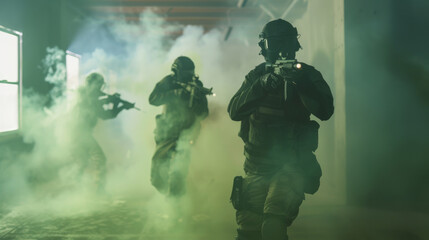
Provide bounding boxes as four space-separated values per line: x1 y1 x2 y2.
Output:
173 88 191 100
279 65 305 84
173 88 185 96
260 73 283 91
107 93 121 104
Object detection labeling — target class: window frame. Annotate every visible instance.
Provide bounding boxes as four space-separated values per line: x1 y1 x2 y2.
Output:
0 25 23 136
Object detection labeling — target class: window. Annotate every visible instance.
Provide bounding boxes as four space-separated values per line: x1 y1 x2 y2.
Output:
66 51 80 91
65 51 80 108
0 26 22 133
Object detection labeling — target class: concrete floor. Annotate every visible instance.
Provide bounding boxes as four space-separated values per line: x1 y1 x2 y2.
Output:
290 205 429 240
0 197 233 240
0 199 428 240
0 199 147 239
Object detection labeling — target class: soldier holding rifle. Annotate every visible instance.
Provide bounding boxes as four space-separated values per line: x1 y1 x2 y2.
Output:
149 56 211 197
72 72 137 192
228 19 334 240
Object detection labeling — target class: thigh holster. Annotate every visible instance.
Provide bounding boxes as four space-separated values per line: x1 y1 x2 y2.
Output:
231 176 245 211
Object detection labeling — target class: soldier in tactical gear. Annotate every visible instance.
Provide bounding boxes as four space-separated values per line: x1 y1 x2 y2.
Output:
228 19 334 240
149 56 209 197
72 72 134 192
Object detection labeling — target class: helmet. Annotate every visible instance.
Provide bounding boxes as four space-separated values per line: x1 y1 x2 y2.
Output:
85 72 105 90
259 19 298 39
171 56 195 81
258 19 301 62
171 56 195 75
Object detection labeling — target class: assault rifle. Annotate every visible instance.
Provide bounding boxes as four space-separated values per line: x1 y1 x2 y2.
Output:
100 92 140 111
265 54 303 101
175 75 214 108
265 57 302 76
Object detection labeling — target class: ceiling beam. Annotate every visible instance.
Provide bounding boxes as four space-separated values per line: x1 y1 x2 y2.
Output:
102 16 227 24
87 0 236 8
91 10 258 19
88 6 258 14
88 6 232 13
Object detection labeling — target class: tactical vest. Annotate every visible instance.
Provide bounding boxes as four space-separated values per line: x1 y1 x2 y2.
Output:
243 89 320 178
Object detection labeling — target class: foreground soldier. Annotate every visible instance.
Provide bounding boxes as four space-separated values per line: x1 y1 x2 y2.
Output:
149 56 209 196
72 72 134 191
228 19 334 240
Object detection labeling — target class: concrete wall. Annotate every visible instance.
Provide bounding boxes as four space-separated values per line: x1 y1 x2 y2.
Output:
345 0 429 212
292 0 347 205
0 0 84 145
0 0 84 95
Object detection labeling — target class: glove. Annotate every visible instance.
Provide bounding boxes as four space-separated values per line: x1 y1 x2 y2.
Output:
173 88 186 97
260 73 283 91
278 66 305 84
107 93 121 104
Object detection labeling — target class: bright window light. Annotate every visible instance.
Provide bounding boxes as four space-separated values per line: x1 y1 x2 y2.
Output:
66 51 80 91
0 31 18 82
0 84 18 132
0 26 21 133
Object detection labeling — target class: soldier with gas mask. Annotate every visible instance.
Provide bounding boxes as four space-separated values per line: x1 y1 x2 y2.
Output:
149 56 209 197
228 19 334 240
72 72 134 192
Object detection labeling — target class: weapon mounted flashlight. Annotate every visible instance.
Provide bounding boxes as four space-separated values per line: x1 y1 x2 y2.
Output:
266 59 303 76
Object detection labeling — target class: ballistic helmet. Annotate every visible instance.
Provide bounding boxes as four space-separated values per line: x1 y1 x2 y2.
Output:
85 72 105 90
85 72 104 85
171 56 195 75
258 19 301 62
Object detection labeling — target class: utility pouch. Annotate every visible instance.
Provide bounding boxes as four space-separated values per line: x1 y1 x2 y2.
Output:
230 176 244 211
154 114 166 143
154 114 180 144
298 120 320 152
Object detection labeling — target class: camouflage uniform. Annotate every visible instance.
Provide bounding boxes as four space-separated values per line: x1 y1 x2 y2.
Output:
149 58 208 196
228 55 334 239
72 73 129 192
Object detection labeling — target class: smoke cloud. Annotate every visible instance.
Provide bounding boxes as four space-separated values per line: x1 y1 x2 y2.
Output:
0 3 353 238
0 9 267 238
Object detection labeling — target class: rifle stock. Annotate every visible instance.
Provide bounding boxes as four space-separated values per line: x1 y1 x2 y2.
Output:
101 92 140 111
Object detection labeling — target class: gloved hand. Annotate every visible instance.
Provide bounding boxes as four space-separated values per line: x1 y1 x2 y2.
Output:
173 88 185 96
278 65 305 84
260 73 284 91
107 93 121 104
173 88 191 101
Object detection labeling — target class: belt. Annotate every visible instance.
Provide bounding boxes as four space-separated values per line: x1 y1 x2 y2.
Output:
258 107 285 116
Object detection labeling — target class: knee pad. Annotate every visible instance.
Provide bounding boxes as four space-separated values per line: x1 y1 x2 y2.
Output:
262 214 288 240
236 210 263 231
168 172 186 196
